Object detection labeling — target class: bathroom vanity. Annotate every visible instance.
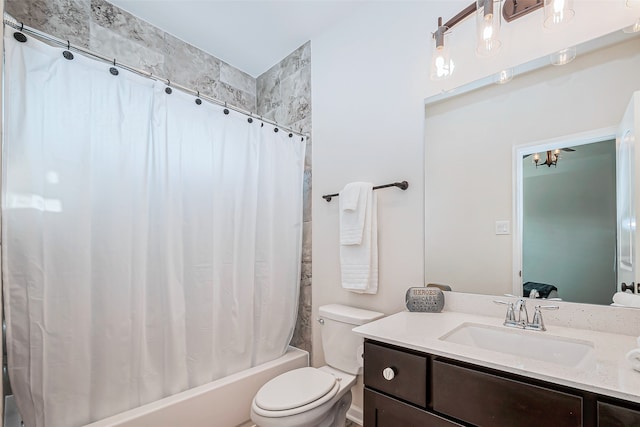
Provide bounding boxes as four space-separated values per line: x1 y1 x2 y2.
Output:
353 307 640 427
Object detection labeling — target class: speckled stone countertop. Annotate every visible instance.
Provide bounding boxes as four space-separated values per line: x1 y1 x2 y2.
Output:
353 308 640 403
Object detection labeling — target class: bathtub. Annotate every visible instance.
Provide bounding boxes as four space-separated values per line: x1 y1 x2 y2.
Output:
84 347 308 427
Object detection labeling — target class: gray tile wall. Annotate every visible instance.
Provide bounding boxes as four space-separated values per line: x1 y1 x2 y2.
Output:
257 42 312 358
5 0 256 111
6 0 313 361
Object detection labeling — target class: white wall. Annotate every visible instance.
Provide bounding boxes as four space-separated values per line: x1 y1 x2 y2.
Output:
311 0 638 410
313 1 436 362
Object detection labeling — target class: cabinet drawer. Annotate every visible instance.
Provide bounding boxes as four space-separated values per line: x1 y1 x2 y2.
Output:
364 388 462 427
598 401 640 427
432 360 582 427
364 341 427 407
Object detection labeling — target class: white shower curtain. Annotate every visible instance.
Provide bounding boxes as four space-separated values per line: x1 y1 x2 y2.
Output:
2 31 304 427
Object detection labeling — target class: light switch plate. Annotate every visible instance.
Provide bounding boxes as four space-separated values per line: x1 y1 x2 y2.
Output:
495 220 510 235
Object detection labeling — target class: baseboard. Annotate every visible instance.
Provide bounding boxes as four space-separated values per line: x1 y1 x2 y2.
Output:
346 405 363 426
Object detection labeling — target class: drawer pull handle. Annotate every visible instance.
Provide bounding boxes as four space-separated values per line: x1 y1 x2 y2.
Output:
382 367 396 381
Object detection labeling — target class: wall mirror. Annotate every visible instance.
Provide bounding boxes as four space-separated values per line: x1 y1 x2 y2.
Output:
424 28 640 306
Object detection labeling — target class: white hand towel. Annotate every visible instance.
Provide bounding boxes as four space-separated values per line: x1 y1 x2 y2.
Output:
339 182 372 245
612 291 640 308
340 185 378 294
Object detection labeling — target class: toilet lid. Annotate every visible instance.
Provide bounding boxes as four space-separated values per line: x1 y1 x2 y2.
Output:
254 367 338 411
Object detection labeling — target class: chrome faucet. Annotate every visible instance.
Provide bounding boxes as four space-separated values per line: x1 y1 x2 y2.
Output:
494 297 559 331
527 304 560 331
514 298 529 328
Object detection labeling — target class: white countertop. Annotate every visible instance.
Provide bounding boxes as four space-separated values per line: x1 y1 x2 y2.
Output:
353 310 640 403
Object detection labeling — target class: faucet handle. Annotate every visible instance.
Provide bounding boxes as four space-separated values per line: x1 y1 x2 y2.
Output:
536 305 560 310
493 300 517 325
528 305 559 331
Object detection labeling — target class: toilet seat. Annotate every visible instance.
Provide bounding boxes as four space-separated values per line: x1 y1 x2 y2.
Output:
253 367 341 418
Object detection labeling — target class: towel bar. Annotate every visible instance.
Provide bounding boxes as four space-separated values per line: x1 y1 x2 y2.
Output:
322 181 409 202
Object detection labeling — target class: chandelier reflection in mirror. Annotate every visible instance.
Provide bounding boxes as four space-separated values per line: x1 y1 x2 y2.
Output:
528 147 575 168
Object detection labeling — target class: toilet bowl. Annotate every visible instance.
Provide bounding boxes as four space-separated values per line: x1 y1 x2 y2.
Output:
250 304 384 427
251 366 355 427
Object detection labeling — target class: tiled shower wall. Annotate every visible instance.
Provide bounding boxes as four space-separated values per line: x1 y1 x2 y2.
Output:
5 0 313 356
5 0 257 111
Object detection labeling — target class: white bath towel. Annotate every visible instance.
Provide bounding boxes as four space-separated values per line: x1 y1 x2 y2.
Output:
612 291 640 308
339 182 371 245
340 183 378 294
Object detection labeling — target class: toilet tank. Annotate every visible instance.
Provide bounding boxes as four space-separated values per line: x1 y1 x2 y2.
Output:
318 304 384 375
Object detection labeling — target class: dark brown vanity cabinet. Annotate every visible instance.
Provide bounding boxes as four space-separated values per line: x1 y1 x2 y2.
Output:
365 389 462 427
363 340 640 427
431 360 582 427
598 401 640 427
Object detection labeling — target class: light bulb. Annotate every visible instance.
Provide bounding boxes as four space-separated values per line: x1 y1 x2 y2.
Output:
430 25 454 80
476 0 501 56
544 0 574 28
435 55 446 77
554 0 565 14
435 55 454 78
483 23 494 40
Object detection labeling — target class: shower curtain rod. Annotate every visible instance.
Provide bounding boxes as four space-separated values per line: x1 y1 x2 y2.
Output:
2 13 308 139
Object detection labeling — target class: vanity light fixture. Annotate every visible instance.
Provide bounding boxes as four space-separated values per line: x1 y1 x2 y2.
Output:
550 46 576 65
477 0 502 56
430 0 576 80
430 18 455 80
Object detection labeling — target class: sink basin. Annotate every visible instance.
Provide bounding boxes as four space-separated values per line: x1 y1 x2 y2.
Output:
439 323 594 366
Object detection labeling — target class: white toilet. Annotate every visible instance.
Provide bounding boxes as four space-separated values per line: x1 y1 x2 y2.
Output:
250 304 384 427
